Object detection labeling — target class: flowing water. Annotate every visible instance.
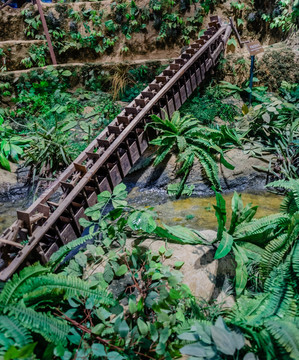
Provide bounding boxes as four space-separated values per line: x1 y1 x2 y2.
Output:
0 190 282 234
0 197 28 234
128 190 283 231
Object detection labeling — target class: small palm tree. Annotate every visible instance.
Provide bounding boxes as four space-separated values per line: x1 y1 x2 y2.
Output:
148 111 238 196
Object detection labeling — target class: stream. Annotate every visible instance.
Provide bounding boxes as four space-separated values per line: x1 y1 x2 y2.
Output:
0 189 282 235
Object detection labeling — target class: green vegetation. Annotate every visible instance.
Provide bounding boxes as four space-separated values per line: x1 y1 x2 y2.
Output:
0 180 298 359
0 2 298 359
261 0 299 33
13 0 223 70
148 111 240 196
219 80 299 181
0 66 121 175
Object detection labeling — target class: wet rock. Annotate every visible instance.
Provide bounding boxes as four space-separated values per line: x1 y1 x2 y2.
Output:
124 148 271 202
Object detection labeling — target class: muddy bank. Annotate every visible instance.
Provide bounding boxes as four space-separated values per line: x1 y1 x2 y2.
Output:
124 147 272 205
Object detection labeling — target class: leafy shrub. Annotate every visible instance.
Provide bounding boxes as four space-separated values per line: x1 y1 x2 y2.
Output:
148 111 240 196
0 115 30 171
181 85 240 127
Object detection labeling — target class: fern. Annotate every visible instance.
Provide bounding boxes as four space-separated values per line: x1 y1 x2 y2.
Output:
6 306 70 346
260 233 291 278
265 319 299 360
49 234 95 267
148 111 235 196
22 274 114 306
266 179 299 210
0 332 14 354
280 191 298 215
0 316 32 348
0 263 49 306
234 213 290 244
291 240 299 281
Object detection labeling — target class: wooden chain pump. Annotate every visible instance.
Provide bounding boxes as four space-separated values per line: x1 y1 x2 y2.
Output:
0 16 237 281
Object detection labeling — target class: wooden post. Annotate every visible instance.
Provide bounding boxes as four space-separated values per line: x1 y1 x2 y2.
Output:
34 0 57 65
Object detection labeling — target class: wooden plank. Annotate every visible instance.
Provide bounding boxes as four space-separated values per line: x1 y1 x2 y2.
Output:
0 238 23 249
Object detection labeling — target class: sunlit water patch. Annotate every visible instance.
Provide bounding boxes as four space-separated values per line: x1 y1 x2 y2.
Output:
129 190 282 231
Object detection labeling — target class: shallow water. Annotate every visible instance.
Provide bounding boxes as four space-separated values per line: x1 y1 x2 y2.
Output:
131 191 283 231
0 190 282 235
0 198 28 234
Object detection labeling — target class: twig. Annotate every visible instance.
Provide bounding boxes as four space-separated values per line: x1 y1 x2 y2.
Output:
56 311 156 360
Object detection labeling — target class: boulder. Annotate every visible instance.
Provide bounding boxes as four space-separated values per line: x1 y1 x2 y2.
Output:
126 230 235 307
124 147 271 205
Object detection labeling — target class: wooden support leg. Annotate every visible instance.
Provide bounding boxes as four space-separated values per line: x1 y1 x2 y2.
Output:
34 0 57 65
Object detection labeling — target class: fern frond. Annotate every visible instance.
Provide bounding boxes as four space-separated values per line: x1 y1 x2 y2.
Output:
280 192 298 215
22 274 115 307
264 258 297 318
234 213 290 244
266 179 299 211
0 263 49 306
193 147 220 189
265 318 299 360
153 141 175 166
291 240 299 281
0 332 14 353
260 233 291 279
0 316 32 347
49 235 94 266
6 306 70 346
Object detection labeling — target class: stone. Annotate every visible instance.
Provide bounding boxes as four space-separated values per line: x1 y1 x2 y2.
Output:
87 230 235 308
126 230 235 305
124 146 271 205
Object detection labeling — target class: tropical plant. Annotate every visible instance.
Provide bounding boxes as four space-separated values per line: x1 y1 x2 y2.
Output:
261 0 298 33
212 189 260 296
212 179 299 295
0 263 114 358
227 245 299 360
21 44 48 69
0 115 30 171
178 316 257 359
0 185 215 360
52 183 206 274
148 111 240 197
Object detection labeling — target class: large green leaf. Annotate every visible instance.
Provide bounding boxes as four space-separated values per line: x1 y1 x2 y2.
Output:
233 245 248 296
127 211 156 233
160 224 203 244
0 153 10 171
214 231 233 259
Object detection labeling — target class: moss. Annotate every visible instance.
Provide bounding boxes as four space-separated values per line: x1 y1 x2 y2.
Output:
256 45 299 91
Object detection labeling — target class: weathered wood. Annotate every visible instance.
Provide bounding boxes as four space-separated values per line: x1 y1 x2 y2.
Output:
0 238 23 249
0 18 234 281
